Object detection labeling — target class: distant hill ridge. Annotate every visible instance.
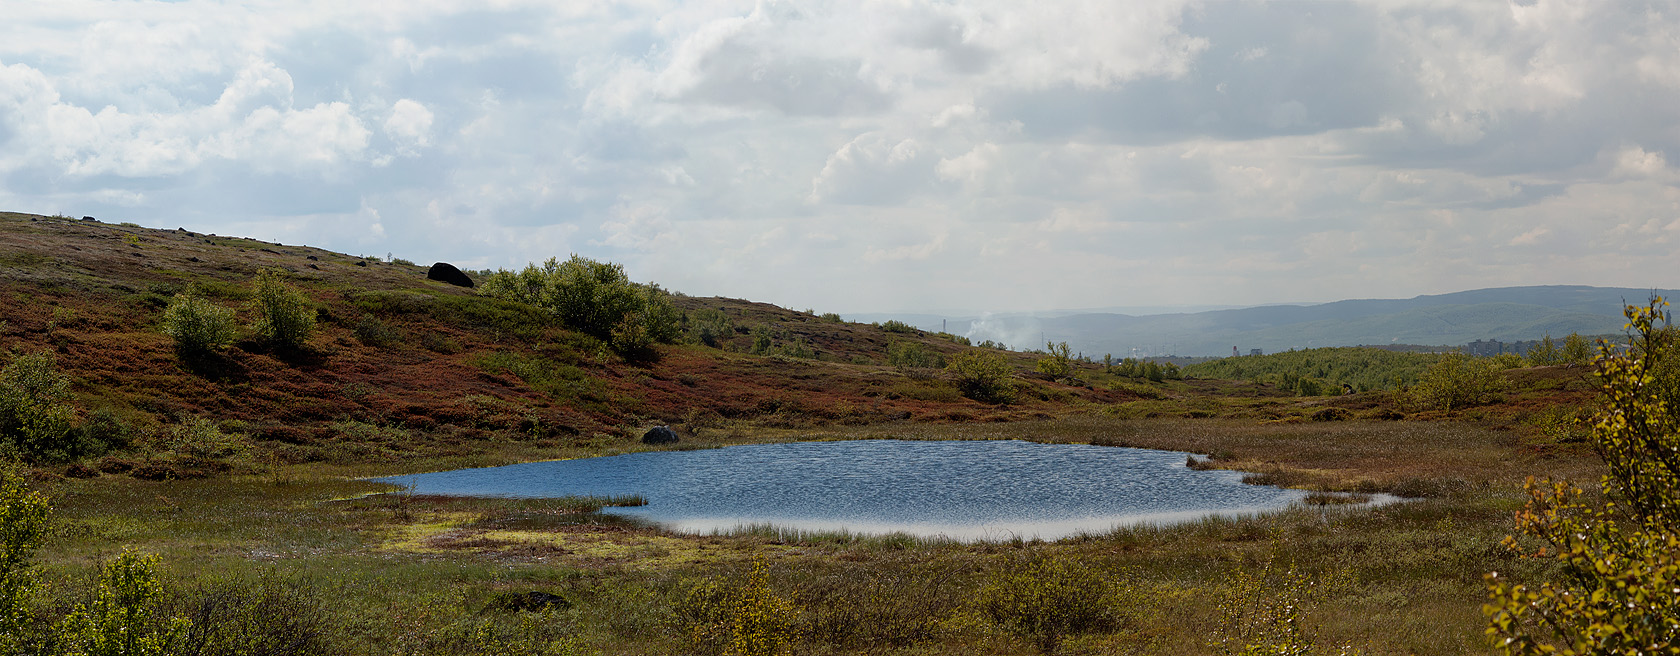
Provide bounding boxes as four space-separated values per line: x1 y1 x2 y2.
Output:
872 285 1679 357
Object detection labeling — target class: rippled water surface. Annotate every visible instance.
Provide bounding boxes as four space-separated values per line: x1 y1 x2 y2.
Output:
374 439 1311 541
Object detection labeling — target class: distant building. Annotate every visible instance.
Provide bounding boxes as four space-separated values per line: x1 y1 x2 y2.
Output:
1466 339 1504 357
1249 349 1263 356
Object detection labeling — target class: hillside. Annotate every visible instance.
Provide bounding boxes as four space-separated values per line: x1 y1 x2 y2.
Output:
0 211 1147 476
893 285 1671 356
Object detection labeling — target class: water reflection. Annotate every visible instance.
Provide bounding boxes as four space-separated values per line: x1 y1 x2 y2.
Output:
375 439 1322 541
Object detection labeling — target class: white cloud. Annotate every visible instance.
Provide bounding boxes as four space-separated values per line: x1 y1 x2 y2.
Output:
0 0 1675 314
384 98 434 151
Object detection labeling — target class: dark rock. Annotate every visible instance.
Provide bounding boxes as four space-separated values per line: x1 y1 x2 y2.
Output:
188 257 200 262
306 255 318 261
641 425 680 445
355 261 368 267
308 264 319 270
82 216 96 221
261 248 280 255
427 262 475 288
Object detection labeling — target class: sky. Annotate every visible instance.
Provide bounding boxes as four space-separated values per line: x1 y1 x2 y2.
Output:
1 0 1677 314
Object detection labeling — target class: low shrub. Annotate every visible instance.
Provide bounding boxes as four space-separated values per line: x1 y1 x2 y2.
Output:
976 553 1114 652
159 293 238 355
249 270 316 351
887 341 944 375
689 309 735 348
1401 353 1506 413
0 467 50 653
478 255 683 354
1309 407 1352 422
947 350 1015 404
676 560 797 656
351 314 402 347
0 351 77 462
167 574 336 656
55 550 192 656
160 417 248 459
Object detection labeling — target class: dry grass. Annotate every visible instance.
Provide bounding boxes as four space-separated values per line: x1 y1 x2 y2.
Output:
22 411 1596 655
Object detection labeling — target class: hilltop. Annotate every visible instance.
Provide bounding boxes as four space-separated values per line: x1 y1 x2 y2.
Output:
0 211 1150 476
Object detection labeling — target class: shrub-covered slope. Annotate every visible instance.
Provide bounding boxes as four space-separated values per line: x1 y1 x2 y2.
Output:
0 212 1139 474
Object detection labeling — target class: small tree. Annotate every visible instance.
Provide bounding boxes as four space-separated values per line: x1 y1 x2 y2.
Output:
888 341 944 372
688 309 735 348
159 293 237 355
249 269 316 350
0 351 75 461
0 468 49 656
1526 335 1561 366
1562 332 1594 366
1036 341 1072 379
1402 352 1505 413
947 350 1015 404
55 550 191 656
479 256 685 356
1485 298 1680 654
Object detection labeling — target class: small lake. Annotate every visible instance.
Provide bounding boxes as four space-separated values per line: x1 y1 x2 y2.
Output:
374 439 1318 541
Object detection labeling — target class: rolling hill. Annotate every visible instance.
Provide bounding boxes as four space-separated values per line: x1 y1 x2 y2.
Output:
872 286 1675 357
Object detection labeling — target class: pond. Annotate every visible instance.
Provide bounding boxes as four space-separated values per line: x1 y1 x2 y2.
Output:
374 439 1328 541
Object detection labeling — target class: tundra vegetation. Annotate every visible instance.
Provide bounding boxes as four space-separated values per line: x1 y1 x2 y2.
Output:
0 213 1672 654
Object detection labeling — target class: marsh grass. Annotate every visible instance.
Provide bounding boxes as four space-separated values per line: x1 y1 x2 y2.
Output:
24 414 1589 655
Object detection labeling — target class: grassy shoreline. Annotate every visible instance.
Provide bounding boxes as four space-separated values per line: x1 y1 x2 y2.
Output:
22 413 1592 655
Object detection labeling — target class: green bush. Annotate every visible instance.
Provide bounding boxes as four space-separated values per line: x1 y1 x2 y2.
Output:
479 255 684 355
676 560 796 656
1526 335 1562 365
159 293 237 355
0 351 76 462
976 553 1112 652
877 320 916 334
1035 341 1072 379
0 467 49 655
249 270 316 350
1402 353 1505 412
1562 332 1594 366
1486 299 1680 654
54 550 191 656
161 417 248 459
351 314 401 347
947 350 1015 404
887 341 944 372
689 310 735 348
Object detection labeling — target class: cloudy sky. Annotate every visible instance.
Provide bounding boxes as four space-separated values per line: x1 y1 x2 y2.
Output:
2 1 1676 313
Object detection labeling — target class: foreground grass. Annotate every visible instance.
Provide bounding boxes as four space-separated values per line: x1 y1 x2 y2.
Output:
26 414 1588 655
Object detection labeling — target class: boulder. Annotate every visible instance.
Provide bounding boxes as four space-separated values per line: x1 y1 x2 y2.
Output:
427 262 474 288
641 425 680 445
